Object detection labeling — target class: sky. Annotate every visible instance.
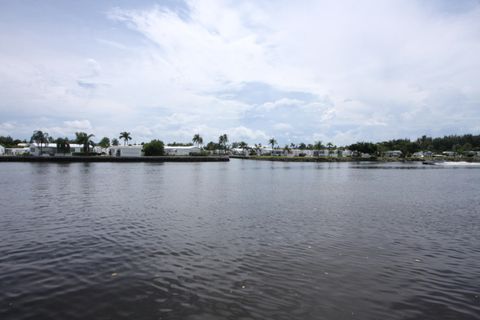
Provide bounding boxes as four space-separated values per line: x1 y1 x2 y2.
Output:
0 0 479 146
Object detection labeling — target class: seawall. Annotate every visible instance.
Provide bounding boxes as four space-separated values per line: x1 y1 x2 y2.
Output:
0 156 229 162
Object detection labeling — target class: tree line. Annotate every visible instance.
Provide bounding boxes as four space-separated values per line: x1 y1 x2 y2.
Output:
2 132 479 156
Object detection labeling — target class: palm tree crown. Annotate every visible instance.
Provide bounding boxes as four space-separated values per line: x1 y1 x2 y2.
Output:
119 132 132 146
192 134 203 147
218 134 229 153
269 138 277 150
30 130 49 154
75 132 95 153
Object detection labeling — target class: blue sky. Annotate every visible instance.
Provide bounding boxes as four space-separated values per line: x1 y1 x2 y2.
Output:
1 0 479 145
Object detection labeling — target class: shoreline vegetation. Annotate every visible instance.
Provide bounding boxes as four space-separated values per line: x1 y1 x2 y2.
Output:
1 131 480 163
230 155 480 162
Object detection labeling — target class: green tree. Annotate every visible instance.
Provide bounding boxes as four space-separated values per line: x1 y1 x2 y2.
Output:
283 144 291 154
218 134 229 153
192 134 203 148
119 132 132 146
55 137 70 155
75 132 95 154
112 138 119 146
30 130 49 155
143 140 165 156
314 141 323 150
98 137 110 148
269 138 277 150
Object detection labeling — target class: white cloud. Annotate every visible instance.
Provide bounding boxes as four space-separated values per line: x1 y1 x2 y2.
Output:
0 0 479 144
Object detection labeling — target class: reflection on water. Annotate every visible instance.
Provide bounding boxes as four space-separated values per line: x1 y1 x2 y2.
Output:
0 160 479 319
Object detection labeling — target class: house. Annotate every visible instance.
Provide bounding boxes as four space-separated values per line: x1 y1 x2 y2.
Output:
413 151 433 158
231 147 249 156
290 149 312 157
339 149 353 157
164 146 201 156
29 143 83 156
0 145 5 156
313 150 330 157
109 145 143 157
5 147 30 155
384 150 403 157
442 151 456 157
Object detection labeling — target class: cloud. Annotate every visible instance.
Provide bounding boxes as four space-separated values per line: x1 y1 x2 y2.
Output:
0 0 479 145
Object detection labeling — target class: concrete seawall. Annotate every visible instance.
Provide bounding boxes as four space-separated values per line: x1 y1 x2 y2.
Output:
0 156 229 162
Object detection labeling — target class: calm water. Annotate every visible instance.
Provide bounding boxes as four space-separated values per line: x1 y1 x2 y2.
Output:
1 160 479 320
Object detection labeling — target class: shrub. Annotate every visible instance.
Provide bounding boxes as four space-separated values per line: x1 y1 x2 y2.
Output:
143 140 165 156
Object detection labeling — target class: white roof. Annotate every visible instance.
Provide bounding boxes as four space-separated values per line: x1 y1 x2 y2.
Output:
110 145 143 149
165 146 199 149
31 143 83 148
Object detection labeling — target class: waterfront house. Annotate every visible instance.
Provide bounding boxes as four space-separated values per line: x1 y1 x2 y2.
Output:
384 150 403 157
339 149 353 157
5 147 30 155
231 147 249 156
164 146 201 156
29 143 83 156
413 151 433 158
0 144 4 155
442 151 456 157
109 145 143 157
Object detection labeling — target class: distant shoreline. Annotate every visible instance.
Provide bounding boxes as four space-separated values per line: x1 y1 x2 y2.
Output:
230 155 480 163
0 156 229 162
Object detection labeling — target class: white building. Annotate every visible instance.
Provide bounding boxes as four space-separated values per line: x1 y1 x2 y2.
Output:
0 145 4 155
5 147 30 155
29 143 83 156
413 151 433 158
164 146 201 156
442 151 456 157
339 149 353 157
384 150 403 157
109 145 143 157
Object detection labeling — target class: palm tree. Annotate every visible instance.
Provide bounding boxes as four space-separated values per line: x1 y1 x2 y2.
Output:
119 132 132 146
269 138 277 151
314 141 323 150
238 141 248 155
254 143 262 155
326 142 335 155
192 134 203 148
55 137 70 155
218 134 229 154
75 132 95 154
30 130 49 155
283 144 291 155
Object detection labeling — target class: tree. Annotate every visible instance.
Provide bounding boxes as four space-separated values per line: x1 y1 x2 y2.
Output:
143 140 164 156
349 142 377 155
192 134 203 148
283 144 291 154
298 142 307 150
55 137 70 155
269 138 277 150
254 143 262 155
75 132 95 154
112 138 119 146
98 137 110 148
314 141 323 150
119 132 132 146
218 134 229 153
30 130 49 155
238 141 248 155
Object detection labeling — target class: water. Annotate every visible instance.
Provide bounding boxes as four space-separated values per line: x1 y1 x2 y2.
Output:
0 160 479 320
